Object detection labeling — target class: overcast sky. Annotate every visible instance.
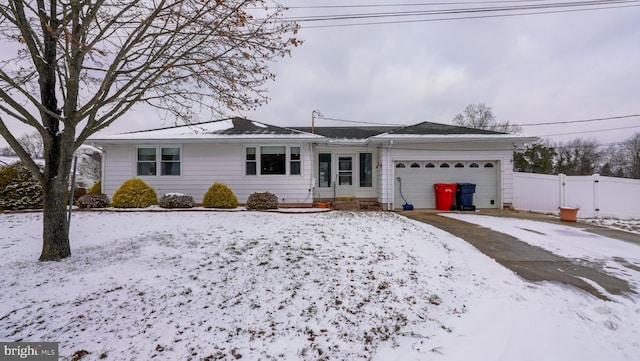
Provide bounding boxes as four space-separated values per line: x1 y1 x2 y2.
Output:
2 0 639 148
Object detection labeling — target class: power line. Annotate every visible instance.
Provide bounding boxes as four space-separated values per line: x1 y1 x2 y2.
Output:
278 0 640 28
519 113 640 126
533 124 640 137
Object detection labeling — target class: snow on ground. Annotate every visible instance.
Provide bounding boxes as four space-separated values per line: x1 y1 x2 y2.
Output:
443 213 640 294
1 211 639 361
584 217 640 234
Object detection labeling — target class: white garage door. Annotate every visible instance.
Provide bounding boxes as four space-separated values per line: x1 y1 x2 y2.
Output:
394 160 499 209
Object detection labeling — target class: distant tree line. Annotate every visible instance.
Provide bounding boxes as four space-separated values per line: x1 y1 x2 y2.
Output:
453 103 640 179
514 134 640 178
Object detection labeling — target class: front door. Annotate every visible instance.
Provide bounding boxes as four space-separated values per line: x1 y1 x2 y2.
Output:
336 155 354 197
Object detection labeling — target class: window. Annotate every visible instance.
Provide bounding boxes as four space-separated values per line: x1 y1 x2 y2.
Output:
290 147 301 175
161 147 181 175
246 145 302 176
396 163 406 168
338 157 353 185
470 163 479 168
484 162 494 168
261 146 286 175
425 163 435 168
440 163 450 168
455 163 465 168
410 163 420 168
319 153 332 187
137 148 156 176
246 147 257 175
359 153 373 187
137 147 181 176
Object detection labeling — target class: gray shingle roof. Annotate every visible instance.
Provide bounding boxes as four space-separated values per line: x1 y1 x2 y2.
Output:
293 121 505 140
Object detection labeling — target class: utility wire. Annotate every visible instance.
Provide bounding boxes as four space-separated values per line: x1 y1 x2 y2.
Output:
533 124 640 137
278 0 640 28
519 113 640 126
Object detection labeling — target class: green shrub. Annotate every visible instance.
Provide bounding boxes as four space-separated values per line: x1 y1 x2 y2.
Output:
159 193 195 209
202 182 239 209
76 193 110 209
111 178 157 208
87 180 102 195
246 191 278 210
0 161 43 211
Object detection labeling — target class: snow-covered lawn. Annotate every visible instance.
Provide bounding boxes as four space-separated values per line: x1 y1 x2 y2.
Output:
1 211 639 361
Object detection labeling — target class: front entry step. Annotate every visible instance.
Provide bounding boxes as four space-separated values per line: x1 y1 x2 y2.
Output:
333 200 361 211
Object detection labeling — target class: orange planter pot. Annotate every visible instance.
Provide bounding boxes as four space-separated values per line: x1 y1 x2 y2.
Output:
559 207 578 222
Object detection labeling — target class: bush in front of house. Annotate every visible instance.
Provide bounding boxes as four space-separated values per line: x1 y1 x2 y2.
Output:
202 182 239 209
159 193 195 209
76 193 110 209
111 178 157 208
73 187 87 203
246 191 278 210
0 161 43 211
87 180 102 195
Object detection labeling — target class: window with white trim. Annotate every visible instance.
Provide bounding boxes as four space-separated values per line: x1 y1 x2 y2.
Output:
244 145 302 176
246 147 257 175
290 147 301 175
136 146 181 176
359 152 373 187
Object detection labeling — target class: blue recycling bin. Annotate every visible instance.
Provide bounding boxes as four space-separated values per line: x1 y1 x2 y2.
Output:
456 183 476 210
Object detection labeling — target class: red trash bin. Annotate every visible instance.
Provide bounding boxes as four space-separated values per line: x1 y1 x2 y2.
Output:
434 183 457 210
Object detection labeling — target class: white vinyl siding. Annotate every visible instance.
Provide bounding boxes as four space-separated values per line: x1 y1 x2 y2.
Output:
102 143 313 205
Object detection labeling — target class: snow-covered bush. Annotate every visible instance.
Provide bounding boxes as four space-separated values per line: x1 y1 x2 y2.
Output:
202 182 238 209
159 193 195 209
76 193 110 209
111 178 157 208
246 191 278 210
87 180 102 195
0 161 43 210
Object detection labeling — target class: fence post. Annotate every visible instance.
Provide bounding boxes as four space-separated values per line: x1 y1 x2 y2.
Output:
559 173 566 209
593 173 600 218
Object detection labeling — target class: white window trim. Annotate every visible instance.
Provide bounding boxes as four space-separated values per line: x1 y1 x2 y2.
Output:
134 145 183 178
243 145 303 177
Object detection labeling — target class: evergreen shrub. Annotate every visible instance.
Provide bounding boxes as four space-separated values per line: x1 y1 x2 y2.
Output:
202 182 239 209
0 161 43 210
87 180 102 195
159 193 195 209
76 193 110 209
111 178 157 208
246 191 278 210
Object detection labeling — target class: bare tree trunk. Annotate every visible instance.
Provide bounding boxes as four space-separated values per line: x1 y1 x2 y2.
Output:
39 175 71 261
38 135 74 262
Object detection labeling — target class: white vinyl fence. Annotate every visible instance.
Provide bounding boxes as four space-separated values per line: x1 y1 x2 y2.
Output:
513 173 640 219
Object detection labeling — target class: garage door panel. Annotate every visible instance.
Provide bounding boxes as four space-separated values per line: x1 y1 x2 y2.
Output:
394 161 498 209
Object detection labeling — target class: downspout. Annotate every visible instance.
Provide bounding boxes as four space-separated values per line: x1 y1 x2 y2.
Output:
303 142 315 204
387 140 393 211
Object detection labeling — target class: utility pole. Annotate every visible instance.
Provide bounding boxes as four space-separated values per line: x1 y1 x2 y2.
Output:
312 109 323 134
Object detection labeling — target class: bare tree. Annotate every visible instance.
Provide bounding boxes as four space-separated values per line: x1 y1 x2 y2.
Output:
452 103 522 134
621 131 640 179
77 148 102 184
599 144 626 178
0 0 300 261
17 132 44 158
554 137 602 175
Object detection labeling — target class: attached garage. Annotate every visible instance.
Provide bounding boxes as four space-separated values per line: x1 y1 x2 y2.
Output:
393 160 501 210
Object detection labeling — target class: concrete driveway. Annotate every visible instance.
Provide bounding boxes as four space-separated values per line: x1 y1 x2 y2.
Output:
402 210 639 301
